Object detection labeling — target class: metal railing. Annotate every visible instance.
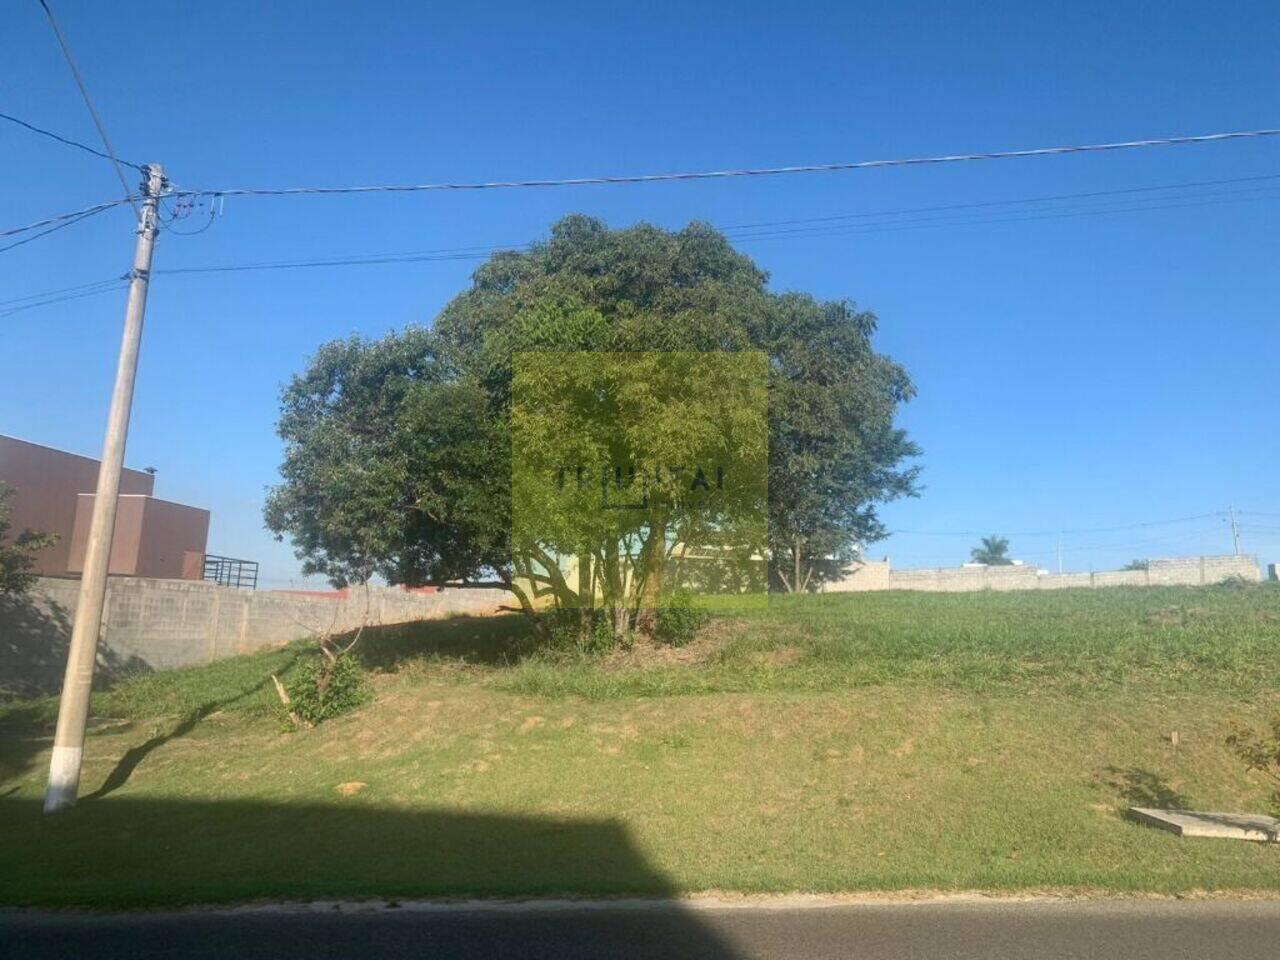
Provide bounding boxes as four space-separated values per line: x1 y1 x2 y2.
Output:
202 554 259 590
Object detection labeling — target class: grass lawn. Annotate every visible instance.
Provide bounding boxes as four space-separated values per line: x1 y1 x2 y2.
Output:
2 584 1280 907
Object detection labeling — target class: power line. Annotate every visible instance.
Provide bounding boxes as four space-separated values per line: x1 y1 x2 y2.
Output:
0 280 125 318
7 168 1277 295
0 205 116 253
8 156 1276 257
37 0 142 218
146 186 1276 276
722 173 1280 231
153 245 526 276
157 177 1280 274
0 198 132 239
170 128 1280 200
0 110 144 171
0 276 126 309
729 190 1280 244
157 196 218 236
890 512 1225 538
135 174 1280 276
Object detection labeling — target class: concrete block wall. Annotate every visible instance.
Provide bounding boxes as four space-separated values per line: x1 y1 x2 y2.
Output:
879 563 1042 593
823 554 1260 594
0 576 512 696
1092 570 1149 588
821 559 891 592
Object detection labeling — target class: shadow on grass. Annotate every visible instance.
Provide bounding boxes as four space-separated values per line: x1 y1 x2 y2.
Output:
0 797 741 959
354 613 543 672
2 648 306 792
82 673 284 802
1098 766 1191 808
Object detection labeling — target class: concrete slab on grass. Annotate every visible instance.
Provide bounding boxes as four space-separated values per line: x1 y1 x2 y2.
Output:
1128 807 1280 843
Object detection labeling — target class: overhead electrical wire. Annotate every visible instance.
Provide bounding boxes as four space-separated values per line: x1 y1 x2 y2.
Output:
727 189 1280 243
0 110 144 171
141 177 1280 277
5 131 1278 310
168 128 1280 200
6 168 1277 321
37 0 142 217
0 204 118 253
889 512 1225 539
722 172 1280 230
0 198 132 239
5 130 1277 258
157 196 218 236
0 276 125 309
0 279 125 318
153 245 525 275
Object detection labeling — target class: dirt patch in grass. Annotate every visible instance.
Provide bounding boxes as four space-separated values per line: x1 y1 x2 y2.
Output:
604 631 728 668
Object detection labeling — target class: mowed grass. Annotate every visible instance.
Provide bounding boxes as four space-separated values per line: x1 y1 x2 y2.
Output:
2 583 1280 907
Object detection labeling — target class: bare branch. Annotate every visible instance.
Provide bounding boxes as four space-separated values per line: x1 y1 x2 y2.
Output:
270 673 305 728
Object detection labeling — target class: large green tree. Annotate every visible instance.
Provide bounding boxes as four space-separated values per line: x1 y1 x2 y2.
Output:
766 296 919 591
265 216 919 630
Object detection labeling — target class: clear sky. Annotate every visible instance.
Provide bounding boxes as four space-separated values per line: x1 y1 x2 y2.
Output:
3 0 1277 584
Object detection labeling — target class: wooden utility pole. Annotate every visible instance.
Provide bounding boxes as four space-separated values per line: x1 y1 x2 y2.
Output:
44 163 164 814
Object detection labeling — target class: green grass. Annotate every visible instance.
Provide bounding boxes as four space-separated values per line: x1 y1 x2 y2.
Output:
499 582 1280 699
2 584 1280 907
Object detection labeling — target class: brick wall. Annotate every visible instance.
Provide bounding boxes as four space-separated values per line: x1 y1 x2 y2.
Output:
823 554 1261 594
0 576 512 696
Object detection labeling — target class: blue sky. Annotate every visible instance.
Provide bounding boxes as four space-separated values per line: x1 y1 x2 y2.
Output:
3 0 1277 583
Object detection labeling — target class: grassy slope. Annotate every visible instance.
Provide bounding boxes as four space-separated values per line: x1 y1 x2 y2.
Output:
2 584 1279 907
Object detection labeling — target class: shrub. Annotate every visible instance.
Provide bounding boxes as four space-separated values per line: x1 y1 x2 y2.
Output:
653 590 708 647
542 608 628 655
1215 574 1257 591
280 653 370 726
0 483 57 598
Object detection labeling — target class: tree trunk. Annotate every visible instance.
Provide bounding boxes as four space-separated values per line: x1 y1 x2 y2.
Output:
576 547 594 640
633 516 666 638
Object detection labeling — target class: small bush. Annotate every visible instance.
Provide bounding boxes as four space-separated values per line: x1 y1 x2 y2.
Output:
542 608 627 655
1215 574 1258 591
653 591 709 647
282 653 370 726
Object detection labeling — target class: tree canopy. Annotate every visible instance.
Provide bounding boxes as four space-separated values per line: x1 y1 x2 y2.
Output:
0 483 55 597
970 535 1013 566
265 215 919 632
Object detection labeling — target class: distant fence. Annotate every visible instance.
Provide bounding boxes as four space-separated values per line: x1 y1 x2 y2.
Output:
823 554 1262 594
0 576 512 697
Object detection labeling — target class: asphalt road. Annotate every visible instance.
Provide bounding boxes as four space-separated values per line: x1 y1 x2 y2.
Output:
4 898 1280 959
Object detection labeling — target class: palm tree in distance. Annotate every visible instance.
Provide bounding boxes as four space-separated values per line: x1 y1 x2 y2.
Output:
970 535 1013 566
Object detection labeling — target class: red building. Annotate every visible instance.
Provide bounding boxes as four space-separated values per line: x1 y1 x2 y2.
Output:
0 434 210 579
